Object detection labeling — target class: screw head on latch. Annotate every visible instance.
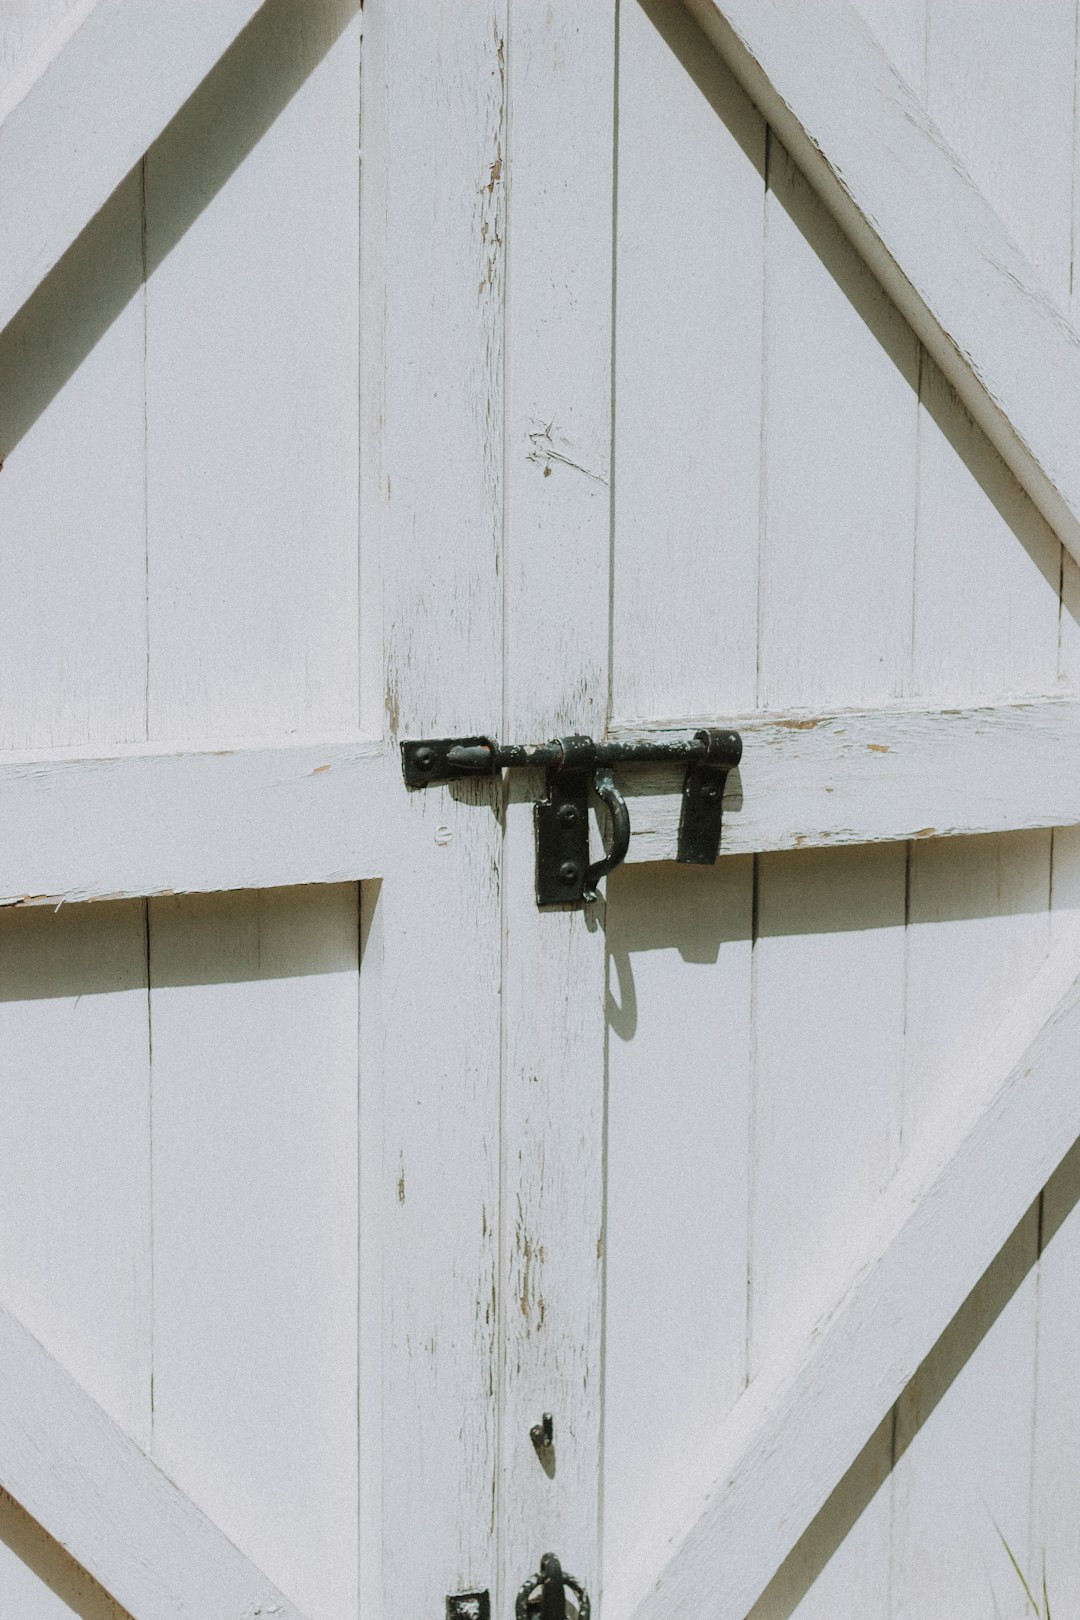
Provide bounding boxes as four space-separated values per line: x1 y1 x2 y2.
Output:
559 861 579 885
557 803 577 826
413 746 436 773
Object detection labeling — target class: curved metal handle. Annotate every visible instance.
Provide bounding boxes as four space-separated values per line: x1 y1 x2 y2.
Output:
515 1553 590 1620
582 767 631 902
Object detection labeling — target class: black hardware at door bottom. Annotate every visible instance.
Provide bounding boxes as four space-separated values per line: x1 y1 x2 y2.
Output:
516 1554 589 1620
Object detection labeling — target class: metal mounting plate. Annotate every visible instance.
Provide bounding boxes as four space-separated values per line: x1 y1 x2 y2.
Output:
535 768 590 906
678 758 730 864
401 736 495 788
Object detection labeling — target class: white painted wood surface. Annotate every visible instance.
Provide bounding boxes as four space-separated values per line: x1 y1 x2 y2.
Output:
683 0 1080 571
0 903 151 1451
2 699 1077 908
612 0 762 723
144 0 360 743
885 12 1065 1615
604 6 1080 1617
604 858 754 1597
0 737 390 906
0 156 147 753
368 3 505 1614
618 920 1080 1620
149 886 360 1620
0 0 267 333
497 5 614 1612
0 1286 305 1619
2 0 1080 1614
0 6 366 1616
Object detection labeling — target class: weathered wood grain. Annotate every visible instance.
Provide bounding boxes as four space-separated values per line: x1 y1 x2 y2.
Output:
3 697 1079 907
497 4 614 1610
0 737 391 907
369 1 506 1611
620 697 1080 861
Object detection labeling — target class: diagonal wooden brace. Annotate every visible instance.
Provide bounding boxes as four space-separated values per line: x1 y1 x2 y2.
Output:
683 0 1080 569
0 1298 307 1619
616 917 1080 1620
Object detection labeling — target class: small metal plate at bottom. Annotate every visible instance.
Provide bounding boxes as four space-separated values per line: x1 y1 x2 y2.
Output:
447 1593 490 1620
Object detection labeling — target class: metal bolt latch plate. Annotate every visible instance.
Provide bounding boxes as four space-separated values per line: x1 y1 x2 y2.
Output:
402 729 742 907
535 767 590 906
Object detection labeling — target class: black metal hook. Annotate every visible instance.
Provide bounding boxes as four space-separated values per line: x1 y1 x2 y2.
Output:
582 767 630 902
515 1554 589 1620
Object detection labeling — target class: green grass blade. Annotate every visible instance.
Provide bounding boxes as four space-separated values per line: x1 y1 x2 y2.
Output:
994 1526 1041 1617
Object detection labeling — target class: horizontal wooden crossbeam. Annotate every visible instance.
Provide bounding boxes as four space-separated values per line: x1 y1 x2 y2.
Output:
614 914 1080 1620
0 1297 305 1619
1 698 1077 906
621 696 1080 861
0 734 392 907
0 0 267 333
683 0 1080 568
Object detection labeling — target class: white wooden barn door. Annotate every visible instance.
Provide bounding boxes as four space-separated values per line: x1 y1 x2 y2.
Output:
3 2 1080 1619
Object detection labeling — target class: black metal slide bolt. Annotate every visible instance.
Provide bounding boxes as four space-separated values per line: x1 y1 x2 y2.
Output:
401 728 742 909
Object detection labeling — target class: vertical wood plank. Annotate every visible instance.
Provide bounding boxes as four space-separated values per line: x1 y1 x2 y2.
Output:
893 10 1073 1611
0 167 146 751
749 845 908 1370
747 844 907 1620
1030 1139 1080 1615
611 0 763 723
149 886 360 1620
140 12 365 1615
0 903 151 1446
903 833 1054 1165
890 1210 1041 1620
892 833 1051 1620
144 0 361 742
602 860 753 1604
1034 40 1080 1597
367 0 506 1610
357 881 384 1620
746 109 918 1615
757 138 919 712
604 4 760 1601
605 0 761 1589
497 4 614 1612
910 359 1061 705
0 16 152 1604
927 0 1075 311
